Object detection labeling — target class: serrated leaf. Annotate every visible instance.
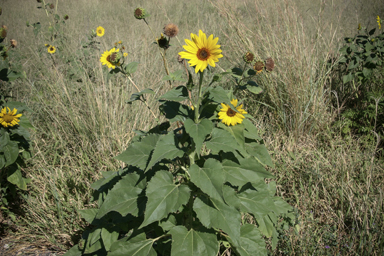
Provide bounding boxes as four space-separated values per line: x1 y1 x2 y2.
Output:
109 238 157 256
218 122 245 150
96 173 146 218
193 196 241 246
159 85 189 102
230 224 267 256
184 118 213 154
170 226 219 256
140 171 190 228
146 132 184 171
222 157 273 187
205 128 243 154
189 159 225 202
101 228 119 252
244 142 273 167
115 134 160 170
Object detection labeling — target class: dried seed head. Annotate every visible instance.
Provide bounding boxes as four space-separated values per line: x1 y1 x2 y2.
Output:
134 7 146 19
49 3 54 9
0 27 7 39
163 23 179 38
64 15 69 20
157 33 169 49
253 61 264 73
243 52 254 63
10 39 17 48
265 57 275 72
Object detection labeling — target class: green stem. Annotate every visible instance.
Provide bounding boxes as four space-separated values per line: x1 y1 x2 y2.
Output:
194 71 204 123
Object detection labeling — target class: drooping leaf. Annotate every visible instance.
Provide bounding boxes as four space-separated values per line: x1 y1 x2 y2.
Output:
244 142 273 167
193 196 241 246
115 133 160 170
184 118 213 154
125 61 139 74
170 226 219 256
146 132 184 171
96 173 146 218
242 119 262 141
140 171 190 228
189 159 225 202
218 122 245 150
126 88 155 104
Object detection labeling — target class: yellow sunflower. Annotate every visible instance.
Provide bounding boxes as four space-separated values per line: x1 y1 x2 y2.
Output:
123 52 128 57
47 45 56 54
179 30 223 73
100 48 120 69
0 107 22 128
377 16 382 30
96 26 105 37
218 99 247 126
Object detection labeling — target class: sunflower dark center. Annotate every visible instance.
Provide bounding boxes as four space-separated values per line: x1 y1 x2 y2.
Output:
49 47 54 51
197 48 210 60
106 55 111 62
227 108 236 117
3 114 13 122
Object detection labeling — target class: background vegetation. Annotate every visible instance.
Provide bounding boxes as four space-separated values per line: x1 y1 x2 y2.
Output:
1 0 383 255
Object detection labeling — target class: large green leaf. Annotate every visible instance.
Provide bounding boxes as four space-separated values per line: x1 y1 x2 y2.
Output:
3 140 19 167
242 119 262 141
244 142 273 167
7 166 29 190
237 189 274 217
222 157 274 187
115 134 160 170
101 228 119 252
230 224 267 256
184 118 213 154
169 226 219 256
109 238 157 256
257 214 275 238
217 122 245 150
193 196 241 246
205 86 231 105
205 128 243 154
140 171 190 228
189 159 225 202
146 132 184 171
96 173 146 218
159 101 190 123
159 85 189 102
78 208 98 224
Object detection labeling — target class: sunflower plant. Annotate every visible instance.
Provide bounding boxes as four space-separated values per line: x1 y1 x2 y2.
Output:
66 28 293 256
0 97 33 220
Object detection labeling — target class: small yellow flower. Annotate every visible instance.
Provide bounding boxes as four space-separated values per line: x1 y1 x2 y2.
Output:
100 48 120 69
377 16 381 30
47 45 56 54
96 26 105 37
179 30 223 73
0 107 22 127
118 40 122 44
123 52 128 57
218 99 247 126
357 23 361 30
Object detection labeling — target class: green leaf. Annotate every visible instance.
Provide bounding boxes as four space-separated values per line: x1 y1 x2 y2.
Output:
109 238 157 256
159 214 177 232
222 157 273 187
244 142 273 167
91 170 120 190
3 140 19 167
342 73 354 84
257 214 275 238
146 132 184 171
205 128 243 154
126 88 155 104
140 171 190 228
159 85 189 102
96 173 146 218
246 81 263 95
115 134 160 170
189 159 225 202
218 122 245 150
170 226 219 256
125 62 139 74
101 228 119 252
237 189 274 218
159 101 190 123
184 118 213 154
78 208 98 224
63 245 82 256
193 196 241 246
0 130 10 150
230 224 267 256
7 166 29 190
162 70 186 82
243 119 262 141
205 86 231 105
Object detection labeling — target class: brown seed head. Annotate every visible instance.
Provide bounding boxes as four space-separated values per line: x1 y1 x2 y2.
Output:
134 7 146 19
253 61 264 72
265 57 275 72
49 3 54 9
163 23 179 38
243 52 254 63
64 15 69 20
10 39 17 48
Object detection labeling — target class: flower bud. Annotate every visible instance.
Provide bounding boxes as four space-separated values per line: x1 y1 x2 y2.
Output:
10 39 17 48
134 7 147 19
64 15 69 20
109 51 122 64
253 61 264 73
157 33 169 49
243 52 254 63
